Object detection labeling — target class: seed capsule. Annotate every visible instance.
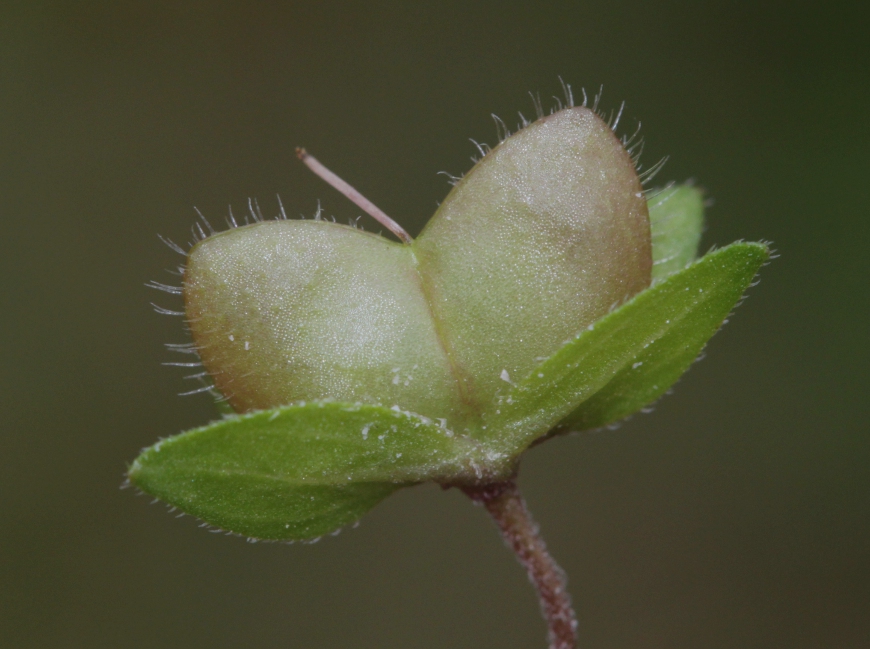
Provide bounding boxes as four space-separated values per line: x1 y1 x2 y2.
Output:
183 106 651 430
414 106 651 411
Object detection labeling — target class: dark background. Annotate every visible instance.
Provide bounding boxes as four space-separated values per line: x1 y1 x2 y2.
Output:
1 2 867 648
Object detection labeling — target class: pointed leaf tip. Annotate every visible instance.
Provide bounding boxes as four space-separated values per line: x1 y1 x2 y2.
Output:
479 242 769 454
128 401 483 540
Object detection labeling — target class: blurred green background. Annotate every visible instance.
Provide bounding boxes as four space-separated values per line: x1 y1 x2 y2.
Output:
1 1 867 647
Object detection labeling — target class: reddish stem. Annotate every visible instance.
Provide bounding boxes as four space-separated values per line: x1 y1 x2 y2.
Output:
462 480 578 649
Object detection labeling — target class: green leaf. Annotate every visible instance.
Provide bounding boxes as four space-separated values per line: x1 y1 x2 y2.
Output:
649 184 705 280
128 401 482 540
480 242 769 454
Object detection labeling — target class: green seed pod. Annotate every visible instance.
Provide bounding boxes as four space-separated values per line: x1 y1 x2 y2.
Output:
133 98 769 543
414 107 651 414
184 106 651 431
184 108 652 428
184 223 461 419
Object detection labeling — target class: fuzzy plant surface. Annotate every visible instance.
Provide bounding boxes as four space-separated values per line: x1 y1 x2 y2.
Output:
130 94 768 649
132 104 767 540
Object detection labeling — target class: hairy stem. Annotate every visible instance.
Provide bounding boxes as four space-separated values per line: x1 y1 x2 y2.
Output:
463 480 578 649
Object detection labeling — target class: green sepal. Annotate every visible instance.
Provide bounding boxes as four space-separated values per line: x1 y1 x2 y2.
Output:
128 401 481 541
480 242 769 455
649 184 705 280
